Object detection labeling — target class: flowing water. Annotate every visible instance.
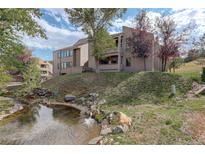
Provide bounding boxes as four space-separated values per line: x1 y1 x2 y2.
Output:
0 104 100 145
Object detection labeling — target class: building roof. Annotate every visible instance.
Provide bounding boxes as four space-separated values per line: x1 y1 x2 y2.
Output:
73 38 88 47
54 38 88 52
111 32 123 38
53 26 156 53
54 45 73 52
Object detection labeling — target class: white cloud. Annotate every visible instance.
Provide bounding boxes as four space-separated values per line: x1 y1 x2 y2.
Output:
110 11 161 34
22 18 86 50
112 16 135 30
43 8 70 25
22 8 205 53
170 8 205 35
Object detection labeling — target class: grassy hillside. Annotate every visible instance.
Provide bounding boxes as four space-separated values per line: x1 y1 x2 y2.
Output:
105 72 192 104
43 72 134 101
42 71 205 144
175 59 204 82
43 72 192 104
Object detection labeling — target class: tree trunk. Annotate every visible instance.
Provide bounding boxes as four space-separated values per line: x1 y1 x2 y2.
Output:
143 57 146 71
95 57 100 73
164 58 167 72
161 58 164 72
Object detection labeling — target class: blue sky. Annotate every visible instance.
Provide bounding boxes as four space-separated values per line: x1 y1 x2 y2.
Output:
22 8 205 61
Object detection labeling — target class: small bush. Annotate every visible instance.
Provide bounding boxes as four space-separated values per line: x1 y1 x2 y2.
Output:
201 67 205 82
165 120 172 125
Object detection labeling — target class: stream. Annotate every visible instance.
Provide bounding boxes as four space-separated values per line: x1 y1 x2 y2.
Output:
0 104 100 145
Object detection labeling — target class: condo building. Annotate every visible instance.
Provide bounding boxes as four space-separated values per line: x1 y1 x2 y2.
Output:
53 26 162 76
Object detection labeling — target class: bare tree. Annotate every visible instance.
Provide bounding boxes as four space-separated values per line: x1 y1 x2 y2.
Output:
155 16 193 72
127 30 153 71
135 9 152 32
127 9 153 71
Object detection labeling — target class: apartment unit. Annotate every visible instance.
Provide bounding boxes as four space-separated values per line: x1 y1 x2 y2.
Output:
89 26 161 72
38 58 53 81
53 38 88 75
53 26 162 76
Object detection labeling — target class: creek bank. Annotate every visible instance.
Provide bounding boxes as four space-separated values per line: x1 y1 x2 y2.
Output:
24 88 132 145
60 92 132 145
0 97 24 121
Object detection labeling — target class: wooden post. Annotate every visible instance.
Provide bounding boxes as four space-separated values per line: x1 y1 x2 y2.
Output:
171 84 176 96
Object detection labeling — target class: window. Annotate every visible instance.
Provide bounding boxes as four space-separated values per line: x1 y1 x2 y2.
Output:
58 62 72 70
70 50 73 56
58 52 61 58
66 62 72 68
63 51 66 57
66 51 70 57
126 58 131 67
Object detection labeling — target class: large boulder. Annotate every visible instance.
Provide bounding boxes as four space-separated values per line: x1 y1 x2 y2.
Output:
113 111 132 126
64 95 76 102
112 124 129 134
100 127 112 135
33 88 53 97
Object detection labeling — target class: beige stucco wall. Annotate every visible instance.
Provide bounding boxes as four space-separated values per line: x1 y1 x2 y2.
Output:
53 50 73 76
88 42 96 70
79 43 89 66
53 43 89 76
121 26 161 72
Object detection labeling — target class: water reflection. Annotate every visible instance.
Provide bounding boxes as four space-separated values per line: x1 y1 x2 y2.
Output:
17 105 41 126
0 104 100 145
52 105 80 125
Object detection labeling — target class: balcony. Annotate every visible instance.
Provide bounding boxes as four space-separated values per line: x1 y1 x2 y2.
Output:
98 55 120 72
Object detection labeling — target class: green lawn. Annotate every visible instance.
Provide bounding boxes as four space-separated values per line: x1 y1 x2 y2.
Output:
101 97 205 144
175 60 203 82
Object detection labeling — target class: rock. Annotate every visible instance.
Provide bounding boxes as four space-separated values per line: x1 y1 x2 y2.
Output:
90 105 97 111
101 119 109 128
33 88 53 97
79 97 86 102
89 93 99 102
98 99 106 105
64 95 76 102
100 127 112 135
106 112 114 124
112 124 129 134
88 136 103 145
89 93 99 98
113 111 132 126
